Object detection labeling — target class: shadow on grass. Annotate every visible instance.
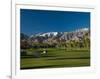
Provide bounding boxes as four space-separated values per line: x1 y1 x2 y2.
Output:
21 64 90 70
47 57 90 60
21 55 56 59
21 65 59 70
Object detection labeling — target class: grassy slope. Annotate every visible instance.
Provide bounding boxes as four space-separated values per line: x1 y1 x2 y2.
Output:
21 48 90 69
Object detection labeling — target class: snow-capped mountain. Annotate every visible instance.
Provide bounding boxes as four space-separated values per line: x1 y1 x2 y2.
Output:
21 28 90 43
29 32 60 38
75 28 89 32
60 28 89 40
36 32 58 37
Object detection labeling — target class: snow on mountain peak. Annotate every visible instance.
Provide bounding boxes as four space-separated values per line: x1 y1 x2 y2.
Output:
38 32 58 37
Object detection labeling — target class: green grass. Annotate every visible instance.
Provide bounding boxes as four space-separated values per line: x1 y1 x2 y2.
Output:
20 48 90 69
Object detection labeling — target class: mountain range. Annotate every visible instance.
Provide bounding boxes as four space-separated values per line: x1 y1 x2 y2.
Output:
21 28 90 43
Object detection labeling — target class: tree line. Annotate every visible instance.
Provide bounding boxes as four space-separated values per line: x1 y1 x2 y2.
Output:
21 32 90 49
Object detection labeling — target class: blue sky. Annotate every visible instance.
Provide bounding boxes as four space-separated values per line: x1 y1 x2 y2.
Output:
20 9 90 36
